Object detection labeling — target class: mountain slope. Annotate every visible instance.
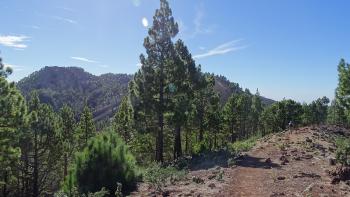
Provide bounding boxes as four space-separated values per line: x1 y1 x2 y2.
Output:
17 66 132 122
17 66 275 122
214 75 275 106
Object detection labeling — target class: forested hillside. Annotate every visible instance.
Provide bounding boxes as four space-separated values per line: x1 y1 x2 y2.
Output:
16 67 274 125
17 66 132 122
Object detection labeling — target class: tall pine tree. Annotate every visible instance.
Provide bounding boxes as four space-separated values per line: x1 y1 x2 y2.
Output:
113 96 134 143
335 59 350 126
59 104 76 178
130 0 178 162
168 40 199 159
25 92 61 197
223 94 239 143
0 56 27 197
77 105 96 149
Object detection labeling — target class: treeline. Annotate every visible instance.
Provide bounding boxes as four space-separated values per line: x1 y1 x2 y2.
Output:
2 0 350 196
1 61 136 196
1 61 98 196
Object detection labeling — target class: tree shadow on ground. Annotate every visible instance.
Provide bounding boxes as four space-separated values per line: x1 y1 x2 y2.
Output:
189 150 231 171
235 155 281 169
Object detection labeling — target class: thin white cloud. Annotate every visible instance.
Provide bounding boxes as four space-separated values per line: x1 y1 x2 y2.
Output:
193 39 247 59
71 57 98 63
191 4 215 38
31 25 40 29
132 0 141 7
53 16 77 24
98 64 109 68
4 63 24 72
0 35 29 49
57 6 75 12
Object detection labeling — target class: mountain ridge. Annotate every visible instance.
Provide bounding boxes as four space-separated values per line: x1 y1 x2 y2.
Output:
17 66 275 123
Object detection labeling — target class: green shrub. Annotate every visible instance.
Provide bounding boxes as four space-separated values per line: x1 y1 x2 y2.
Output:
336 138 350 166
62 130 138 196
142 163 186 191
229 136 258 154
193 141 209 155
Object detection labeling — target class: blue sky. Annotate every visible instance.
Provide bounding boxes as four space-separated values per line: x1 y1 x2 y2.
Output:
1 0 350 103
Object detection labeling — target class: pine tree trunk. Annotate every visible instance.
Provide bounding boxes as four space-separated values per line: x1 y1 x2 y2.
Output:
199 109 204 142
174 125 182 159
2 171 8 197
230 123 235 143
33 131 39 197
156 112 164 162
64 154 68 178
214 131 217 149
185 128 189 155
156 67 165 162
23 150 30 197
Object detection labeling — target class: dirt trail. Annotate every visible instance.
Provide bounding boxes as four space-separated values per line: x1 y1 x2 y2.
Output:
131 126 350 197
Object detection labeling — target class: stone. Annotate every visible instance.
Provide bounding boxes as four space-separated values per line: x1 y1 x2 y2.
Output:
306 137 312 143
277 176 286 180
329 158 336 166
208 174 216 180
265 158 272 163
304 154 313 159
293 156 301 161
208 183 216 189
331 177 340 185
280 155 289 165
192 176 204 184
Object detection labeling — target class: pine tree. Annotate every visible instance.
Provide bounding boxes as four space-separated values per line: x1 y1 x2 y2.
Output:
167 40 199 159
130 0 178 162
25 92 61 197
261 99 303 134
193 73 216 142
63 130 137 196
335 59 350 126
59 104 76 178
336 59 350 108
301 103 313 125
250 89 263 136
0 56 12 78
223 94 239 143
205 92 221 149
0 56 27 197
328 99 346 125
78 105 96 148
312 97 329 124
113 96 134 143
260 104 279 135
235 93 252 139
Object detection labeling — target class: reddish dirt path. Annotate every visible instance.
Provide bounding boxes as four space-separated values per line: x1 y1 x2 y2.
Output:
220 149 277 197
131 126 350 197
221 127 349 197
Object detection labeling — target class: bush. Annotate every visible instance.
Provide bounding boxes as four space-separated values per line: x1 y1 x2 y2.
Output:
336 138 350 167
62 130 138 196
192 141 209 155
229 136 258 154
142 163 186 191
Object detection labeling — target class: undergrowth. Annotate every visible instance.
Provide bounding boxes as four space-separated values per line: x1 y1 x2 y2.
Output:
141 162 187 191
229 136 259 154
